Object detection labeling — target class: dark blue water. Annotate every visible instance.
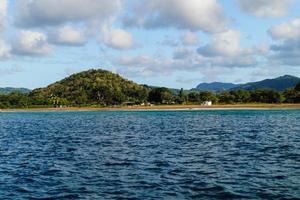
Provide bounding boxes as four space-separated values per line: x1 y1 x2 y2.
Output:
0 110 300 199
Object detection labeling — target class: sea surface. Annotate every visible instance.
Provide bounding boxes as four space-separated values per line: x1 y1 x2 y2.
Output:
0 110 299 199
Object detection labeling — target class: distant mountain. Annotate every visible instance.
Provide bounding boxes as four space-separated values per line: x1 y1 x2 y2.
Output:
232 75 300 91
196 82 239 92
0 87 31 94
195 75 300 92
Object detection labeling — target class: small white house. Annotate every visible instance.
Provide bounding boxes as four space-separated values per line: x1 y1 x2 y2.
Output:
202 101 212 106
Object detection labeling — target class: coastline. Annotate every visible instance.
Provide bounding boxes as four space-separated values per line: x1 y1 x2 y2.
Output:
1 104 300 112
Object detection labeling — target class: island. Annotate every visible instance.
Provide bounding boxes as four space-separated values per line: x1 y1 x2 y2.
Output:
0 69 300 111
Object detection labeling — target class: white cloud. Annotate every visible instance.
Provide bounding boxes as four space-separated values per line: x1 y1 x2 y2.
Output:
0 0 7 32
15 0 122 27
0 0 10 59
181 31 199 45
196 29 269 68
14 0 131 50
0 39 10 59
268 18 300 40
12 30 51 56
115 54 205 77
114 29 268 77
197 30 244 57
114 52 256 79
268 18 300 66
237 0 293 18
103 29 134 49
49 26 86 46
123 0 227 33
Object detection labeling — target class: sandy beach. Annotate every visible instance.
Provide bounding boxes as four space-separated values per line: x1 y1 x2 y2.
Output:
1 104 300 112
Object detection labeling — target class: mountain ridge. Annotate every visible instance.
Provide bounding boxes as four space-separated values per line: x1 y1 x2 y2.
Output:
195 75 300 92
231 75 300 91
0 87 31 94
196 82 239 91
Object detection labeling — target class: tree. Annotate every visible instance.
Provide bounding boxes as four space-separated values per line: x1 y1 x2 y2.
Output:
177 88 187 104
250 89 282 103
148 87 174 104
229 90 251 103
0 92 30 108
295 82 300 92
187 92 200 103
283 88 300 103
199 91 217 103
218 92 235 104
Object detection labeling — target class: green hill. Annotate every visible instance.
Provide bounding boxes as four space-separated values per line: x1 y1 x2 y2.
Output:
29 69 148 105
0 87 31 94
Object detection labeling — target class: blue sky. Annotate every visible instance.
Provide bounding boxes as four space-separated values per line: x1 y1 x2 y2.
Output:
1 0 300 89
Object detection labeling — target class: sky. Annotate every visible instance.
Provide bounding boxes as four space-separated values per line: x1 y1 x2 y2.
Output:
1 0 300 89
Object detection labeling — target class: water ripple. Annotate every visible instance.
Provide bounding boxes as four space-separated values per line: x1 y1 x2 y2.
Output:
0 110 299 199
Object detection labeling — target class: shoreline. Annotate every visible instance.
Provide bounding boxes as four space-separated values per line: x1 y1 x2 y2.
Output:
1 104 300 112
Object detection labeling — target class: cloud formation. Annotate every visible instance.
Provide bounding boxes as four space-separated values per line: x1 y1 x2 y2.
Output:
115 53 205 77
0 0 7 32
0 40 10 59
198 30 243 57
1 0 299 87
0 0 10 59
123 0 227 33
12 31 51 56
270 40 300 66
49 26 86 46
197 29 269 68
14 0 122 27
237 0 293 17
13 0 135 51
268 18 300 40
269 18 300 66
103 29 134 49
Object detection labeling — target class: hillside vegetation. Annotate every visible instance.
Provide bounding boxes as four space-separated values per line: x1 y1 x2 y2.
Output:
29 69 148 105
0 87 30 94
0 69 300 109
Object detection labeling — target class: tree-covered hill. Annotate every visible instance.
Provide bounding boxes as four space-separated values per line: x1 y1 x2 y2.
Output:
29 69 148 105
0 87 31 94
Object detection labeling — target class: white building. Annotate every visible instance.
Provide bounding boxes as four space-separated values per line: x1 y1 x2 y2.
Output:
202 101 212 106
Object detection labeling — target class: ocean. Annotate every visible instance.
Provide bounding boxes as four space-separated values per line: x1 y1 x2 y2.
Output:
0 110 299 199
